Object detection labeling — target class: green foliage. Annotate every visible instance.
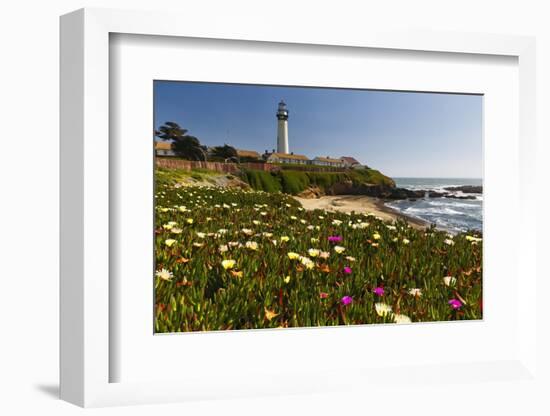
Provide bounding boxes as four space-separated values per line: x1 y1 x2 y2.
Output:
243 169 282 193
154 177 483 332
209 144 238 161
155 121 207 161
280 170 310 194
240 167 395 196
306 172 349 189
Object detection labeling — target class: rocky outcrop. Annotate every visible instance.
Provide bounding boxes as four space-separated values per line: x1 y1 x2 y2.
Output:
297 186 324 199
444 185 483 194
293 182 481 201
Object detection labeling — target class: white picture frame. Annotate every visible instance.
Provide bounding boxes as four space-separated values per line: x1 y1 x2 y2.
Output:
60 7 538 408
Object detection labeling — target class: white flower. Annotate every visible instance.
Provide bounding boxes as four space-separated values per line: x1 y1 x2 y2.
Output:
308 248 320 257
393 314 412 324
402 238 410 244
334 245 345 254
443 276 457 286
155 268 173 281
196 232 206 239
241 228 254 236
218 244 228 253
171 227 183 234
299 256 315 270
444 239 455 246
332 219 342 226
375 302 392 317
408 288 422 297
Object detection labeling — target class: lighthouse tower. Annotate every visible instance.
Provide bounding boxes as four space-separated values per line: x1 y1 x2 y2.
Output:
276 100 289 154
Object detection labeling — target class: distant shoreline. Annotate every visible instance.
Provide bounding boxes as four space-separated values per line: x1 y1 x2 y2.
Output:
293 195 429 229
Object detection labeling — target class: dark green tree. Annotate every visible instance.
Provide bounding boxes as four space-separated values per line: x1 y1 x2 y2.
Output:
155 121 207 161
209 144 238 162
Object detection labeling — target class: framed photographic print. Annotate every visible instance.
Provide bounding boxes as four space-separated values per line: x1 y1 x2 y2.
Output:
60 8 539 408
152 81 483 333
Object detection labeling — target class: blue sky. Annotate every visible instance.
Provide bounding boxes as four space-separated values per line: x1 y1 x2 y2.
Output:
154 81 482 178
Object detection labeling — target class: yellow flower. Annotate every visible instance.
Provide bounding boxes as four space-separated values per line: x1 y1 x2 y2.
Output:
334 245 345 254
284 275 291 284
264 307 279 321
308 248 320 257
253 220 261 225
373 233 381 240
162 223 174 230
230 270 243 278
287 252 300 260
186 218 194 224
403 238 410 244
221 259 236 270
245 241 259 251
164 239 177 247
375 302 392 317
280 236 290 242
290 215 298 220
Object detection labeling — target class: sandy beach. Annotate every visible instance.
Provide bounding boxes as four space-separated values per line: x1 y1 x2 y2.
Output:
293 195 428 229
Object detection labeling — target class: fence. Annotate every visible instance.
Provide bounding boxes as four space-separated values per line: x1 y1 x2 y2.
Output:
155 157 280 173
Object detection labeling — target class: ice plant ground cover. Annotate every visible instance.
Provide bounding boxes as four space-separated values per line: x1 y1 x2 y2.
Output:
154 173 482 332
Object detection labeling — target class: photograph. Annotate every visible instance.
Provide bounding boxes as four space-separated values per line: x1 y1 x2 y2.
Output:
153 81 483 333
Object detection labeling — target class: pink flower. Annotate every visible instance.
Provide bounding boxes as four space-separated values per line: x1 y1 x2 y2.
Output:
373 287 385 296
341 295 353 305
328 235 343 243
320 292 329 299
448 299 462 310
343 266 352 274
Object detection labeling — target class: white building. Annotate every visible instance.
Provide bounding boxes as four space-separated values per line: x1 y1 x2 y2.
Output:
155 141 175 156
312 156 345 168
267 152 309 165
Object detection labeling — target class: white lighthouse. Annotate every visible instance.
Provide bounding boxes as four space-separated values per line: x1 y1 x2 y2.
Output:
276 100 289 154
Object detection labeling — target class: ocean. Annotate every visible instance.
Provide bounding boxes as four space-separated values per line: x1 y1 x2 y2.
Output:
385 178 483 234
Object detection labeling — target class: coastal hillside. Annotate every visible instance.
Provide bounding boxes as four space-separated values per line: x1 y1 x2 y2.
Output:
242 168 396 196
